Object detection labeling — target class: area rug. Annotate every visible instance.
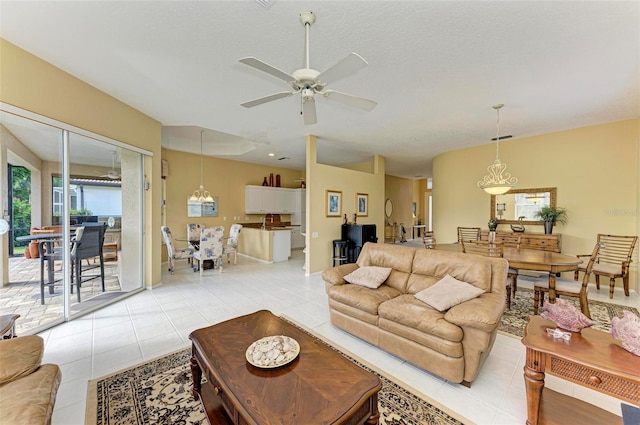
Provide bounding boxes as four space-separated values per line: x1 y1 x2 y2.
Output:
499 286 640 338
86 319 469 425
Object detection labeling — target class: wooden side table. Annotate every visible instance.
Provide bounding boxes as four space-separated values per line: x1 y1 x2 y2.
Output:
522 316 640 425
0 314 20 339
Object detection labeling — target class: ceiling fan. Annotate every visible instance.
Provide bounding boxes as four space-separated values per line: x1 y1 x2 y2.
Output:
100 152 121 179
238 11 377 125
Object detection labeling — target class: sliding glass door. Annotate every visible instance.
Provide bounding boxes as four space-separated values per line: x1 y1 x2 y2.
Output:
0 107 146 334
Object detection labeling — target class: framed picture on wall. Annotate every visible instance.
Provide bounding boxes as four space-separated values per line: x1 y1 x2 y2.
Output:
326 190 342 217
356 193 368 216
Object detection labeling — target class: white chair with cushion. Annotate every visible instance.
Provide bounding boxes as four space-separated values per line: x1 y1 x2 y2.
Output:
193 226 225 275
160 226 193 274
223 224 243 264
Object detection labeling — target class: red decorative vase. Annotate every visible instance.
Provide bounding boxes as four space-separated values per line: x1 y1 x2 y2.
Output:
262 177 268 186
269 173 274 187
275 174 281 187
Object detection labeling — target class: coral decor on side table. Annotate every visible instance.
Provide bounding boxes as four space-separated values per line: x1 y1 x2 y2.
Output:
540 298 594 333
611 310 640 356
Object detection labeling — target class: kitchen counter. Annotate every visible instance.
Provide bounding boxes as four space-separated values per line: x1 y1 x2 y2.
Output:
237 227 291 262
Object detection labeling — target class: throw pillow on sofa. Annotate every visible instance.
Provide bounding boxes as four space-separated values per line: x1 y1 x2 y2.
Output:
344 266 392 289
414 274 484 311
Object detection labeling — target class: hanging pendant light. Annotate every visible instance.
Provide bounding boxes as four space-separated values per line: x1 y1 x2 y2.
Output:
190 129 214 203
477 104 518 195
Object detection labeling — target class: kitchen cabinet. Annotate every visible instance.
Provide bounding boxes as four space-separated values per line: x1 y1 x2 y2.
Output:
245 186 297 214
290 228 305 249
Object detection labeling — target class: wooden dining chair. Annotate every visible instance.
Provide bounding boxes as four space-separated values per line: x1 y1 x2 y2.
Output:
457 227 481 243
422 231 436 249
501 234 522 297
534 243 601 318
461 240 512 308
574 234 638 298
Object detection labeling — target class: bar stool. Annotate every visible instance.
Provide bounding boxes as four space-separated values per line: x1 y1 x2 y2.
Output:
332 240 349 266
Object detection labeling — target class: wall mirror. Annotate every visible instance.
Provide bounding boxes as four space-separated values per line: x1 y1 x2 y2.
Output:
490 187 557 225
385 199 393 218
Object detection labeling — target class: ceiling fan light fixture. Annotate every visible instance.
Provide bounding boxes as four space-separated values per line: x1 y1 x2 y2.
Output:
478 104 518 195
238 11 376 125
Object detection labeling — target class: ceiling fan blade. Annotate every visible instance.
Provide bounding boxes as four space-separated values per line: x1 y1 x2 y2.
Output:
239 57 294 83
240 91 293 108
317 52 368 84
302 98 317 125
322 90 377 111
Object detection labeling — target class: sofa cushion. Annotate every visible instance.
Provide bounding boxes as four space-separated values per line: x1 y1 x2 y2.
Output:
414 274 484 312
0 335 44 385
356 243 415 293
327 284 401 316
344 266 392 288
409 249 494 293
0 363 61 425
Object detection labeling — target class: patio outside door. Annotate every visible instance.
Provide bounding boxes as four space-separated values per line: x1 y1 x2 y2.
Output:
0 108 146 335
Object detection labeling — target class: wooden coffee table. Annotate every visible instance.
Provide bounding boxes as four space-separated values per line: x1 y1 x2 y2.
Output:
189 310 382 425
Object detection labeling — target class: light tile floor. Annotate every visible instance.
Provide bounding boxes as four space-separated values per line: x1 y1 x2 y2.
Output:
37 248 638 425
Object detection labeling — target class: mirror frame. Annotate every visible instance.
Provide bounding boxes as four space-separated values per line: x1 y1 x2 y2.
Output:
490 187 557 225
385 199 393 218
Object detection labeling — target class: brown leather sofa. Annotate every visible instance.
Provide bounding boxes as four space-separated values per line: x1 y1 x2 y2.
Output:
0 335 61 425
322 242 507 386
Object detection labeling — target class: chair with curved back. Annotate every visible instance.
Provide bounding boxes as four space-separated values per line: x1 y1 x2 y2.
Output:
461 240 512 308
187 223 206 252
574 234 638 298
535 242 602 318
193 226 225 275
457 227 481 244
161 226 193 274
223 224 243 264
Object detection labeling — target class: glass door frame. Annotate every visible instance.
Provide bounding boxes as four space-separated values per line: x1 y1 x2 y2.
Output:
1 103 152 332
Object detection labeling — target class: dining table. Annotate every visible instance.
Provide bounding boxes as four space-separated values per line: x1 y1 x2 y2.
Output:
433 243 582 304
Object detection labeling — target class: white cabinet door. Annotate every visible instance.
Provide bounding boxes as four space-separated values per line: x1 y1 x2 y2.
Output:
261 187 278 212
290 229 305 249
245 186 265 213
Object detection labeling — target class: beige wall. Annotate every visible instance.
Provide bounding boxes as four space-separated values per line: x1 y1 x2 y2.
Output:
384 175 414 227
0 38 163 287
433 119 640 292
306 135 386 274
161 148 302 253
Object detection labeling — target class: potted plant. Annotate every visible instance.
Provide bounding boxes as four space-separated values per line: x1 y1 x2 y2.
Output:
534 206 568 234
487 218 498 241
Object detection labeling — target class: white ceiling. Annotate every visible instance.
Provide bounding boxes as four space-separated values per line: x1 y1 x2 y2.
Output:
1 1 638 179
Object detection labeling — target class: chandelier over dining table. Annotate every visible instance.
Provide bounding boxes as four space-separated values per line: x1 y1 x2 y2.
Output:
478 104 518 195
190 129 214 203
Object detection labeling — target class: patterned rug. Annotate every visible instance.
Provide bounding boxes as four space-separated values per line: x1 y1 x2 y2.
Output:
498 286 640 338
86 318 468 425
